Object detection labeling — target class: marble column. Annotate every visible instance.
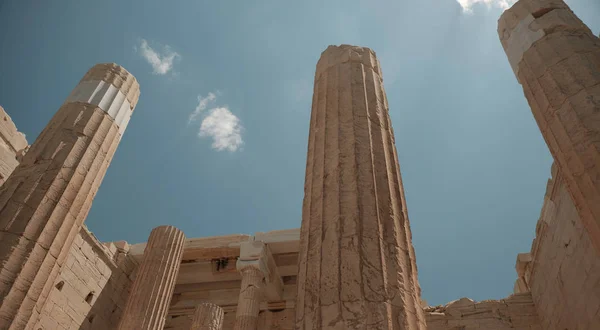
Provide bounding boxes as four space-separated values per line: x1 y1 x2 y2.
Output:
0 63 139 330
118 225 186 330
233 263 265 330
190 303 224 330
295 45 427 330
499 0 600 251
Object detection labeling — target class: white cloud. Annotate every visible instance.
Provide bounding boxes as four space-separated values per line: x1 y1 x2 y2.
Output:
199 107 244 152
138 39 180 75
456 0 516 13
188 92 244 152
188 92 216 123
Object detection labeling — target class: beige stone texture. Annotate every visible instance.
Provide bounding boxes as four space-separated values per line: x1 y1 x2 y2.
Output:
295 44 426 330
424 293 542 330
0 106 28 185
118 225 186 330
257 308 295 330
514 164 600 329
190 303 224 330
79 63 141 107
0 63 138 330
498 0 600 253
233 265 265 330
34 226 137 330
161 230 299 330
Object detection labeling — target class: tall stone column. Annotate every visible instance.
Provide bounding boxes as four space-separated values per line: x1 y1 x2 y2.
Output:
0 63 139 330
498 0 600 251
295 45 427 330
233 263 265 330
190 303 224 330
118 225 186 330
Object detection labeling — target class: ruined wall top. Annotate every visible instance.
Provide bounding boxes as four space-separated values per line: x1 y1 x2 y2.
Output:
0 106 28 154
315 44 383 81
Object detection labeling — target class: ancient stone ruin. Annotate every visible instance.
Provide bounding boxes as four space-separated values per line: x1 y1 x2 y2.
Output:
0 0 598 329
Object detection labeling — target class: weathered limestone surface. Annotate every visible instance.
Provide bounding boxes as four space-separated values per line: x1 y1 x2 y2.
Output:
0 106 28 185
190 303 224 330
424 293 542 330
118 226 185 330
296 44 426 329
34 226 137 330
233 265 265 330
514 164 600 329
257 309 295 329
498 0 600 252
0 63 139 330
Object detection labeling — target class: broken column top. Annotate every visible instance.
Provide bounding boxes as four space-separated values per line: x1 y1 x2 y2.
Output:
498 0 587 47
79 63 140 108
497 0 591 78
315 44 382 81
66 63 141 134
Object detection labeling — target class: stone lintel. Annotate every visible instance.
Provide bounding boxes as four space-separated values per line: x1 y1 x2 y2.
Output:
128 229 301 264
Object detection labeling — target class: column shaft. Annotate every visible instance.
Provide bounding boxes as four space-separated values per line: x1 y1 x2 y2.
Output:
295 45 427 330
498 0 600 251
233 266 264 330
0 64 139 330
190 303 224 330
118 226 185 330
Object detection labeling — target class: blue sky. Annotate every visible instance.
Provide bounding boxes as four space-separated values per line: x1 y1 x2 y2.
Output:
1 0 598 306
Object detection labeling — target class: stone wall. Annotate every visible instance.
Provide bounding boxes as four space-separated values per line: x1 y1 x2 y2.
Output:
424 293 541 330
165 307 295 330
515 164 600 329
0 106 27 185
34 227 138 330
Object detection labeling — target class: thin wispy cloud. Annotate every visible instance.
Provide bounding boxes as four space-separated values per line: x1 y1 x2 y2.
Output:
189 93 244 152
457 0 516 13
188 92 216 123
138 39 180 75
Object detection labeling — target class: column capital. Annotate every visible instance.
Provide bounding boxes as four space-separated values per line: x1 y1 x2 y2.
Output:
236 259 267 276
236 240 283 301
236 240 268 275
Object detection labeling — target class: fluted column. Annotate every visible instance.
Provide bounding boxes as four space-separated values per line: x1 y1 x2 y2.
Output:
190 303 224 330
295 45 427 330
233 263 265 330
498 0 600 252
118 226 186 330
0 63 139 330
